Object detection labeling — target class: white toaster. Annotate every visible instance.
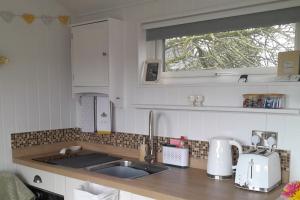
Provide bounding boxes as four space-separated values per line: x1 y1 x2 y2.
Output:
234 150 281 192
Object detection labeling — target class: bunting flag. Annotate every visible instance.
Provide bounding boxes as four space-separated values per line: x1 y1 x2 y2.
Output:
0 56 9 65
22 13 36 24
0 11 15 23
0 10 69 25
58 15 69 25
41 15 53 25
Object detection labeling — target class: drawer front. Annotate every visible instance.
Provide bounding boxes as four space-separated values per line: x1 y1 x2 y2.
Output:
16 165 65 196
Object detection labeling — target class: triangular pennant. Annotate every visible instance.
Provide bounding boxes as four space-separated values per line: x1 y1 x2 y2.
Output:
22 13 36 24
41 15 53 25
0 56 9 64
58 16 69 25
0 11 15 23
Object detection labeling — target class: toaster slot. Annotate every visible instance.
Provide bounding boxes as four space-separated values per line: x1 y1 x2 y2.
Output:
250 161 253 179
245 149 256 154
255 149 267 155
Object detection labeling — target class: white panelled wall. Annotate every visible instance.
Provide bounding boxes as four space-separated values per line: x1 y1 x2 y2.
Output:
0 0 299 182
126 85 300 181
74 0 300 181
0 0 75 170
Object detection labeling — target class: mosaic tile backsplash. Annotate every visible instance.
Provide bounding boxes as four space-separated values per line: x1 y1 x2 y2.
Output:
11 128 290 175
11 128 80 149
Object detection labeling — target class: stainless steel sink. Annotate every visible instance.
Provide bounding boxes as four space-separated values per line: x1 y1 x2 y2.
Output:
86 160 168 179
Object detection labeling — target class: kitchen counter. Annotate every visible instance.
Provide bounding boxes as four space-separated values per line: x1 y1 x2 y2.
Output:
13 142 283 200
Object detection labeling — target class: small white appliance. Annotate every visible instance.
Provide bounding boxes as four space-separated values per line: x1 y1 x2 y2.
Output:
162 146 189 167
234 150 281 192
207 137 242 180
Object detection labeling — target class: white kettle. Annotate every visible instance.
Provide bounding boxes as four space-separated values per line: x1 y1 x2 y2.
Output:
207 137 242 180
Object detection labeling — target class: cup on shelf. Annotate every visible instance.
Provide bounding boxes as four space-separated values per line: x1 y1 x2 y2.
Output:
188 95 204 107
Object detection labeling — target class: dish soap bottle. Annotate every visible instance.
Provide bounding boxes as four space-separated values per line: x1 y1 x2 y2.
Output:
139 137 147 162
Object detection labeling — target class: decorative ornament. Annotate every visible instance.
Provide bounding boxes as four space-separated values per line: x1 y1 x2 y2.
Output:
58 16 69 25
22 13 36 24
293 191 300 200
282 181 300 200
0 11 15 23
41 15 53 25
0 11 69 26
0 56 9 65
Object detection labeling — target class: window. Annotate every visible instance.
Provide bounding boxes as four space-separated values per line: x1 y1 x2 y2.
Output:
163 23 296 72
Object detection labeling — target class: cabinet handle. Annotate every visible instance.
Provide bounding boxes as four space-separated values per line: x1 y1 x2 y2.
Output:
102 52 107 56
33 175 42 183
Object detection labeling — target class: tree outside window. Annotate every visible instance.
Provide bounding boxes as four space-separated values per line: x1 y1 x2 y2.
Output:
164 24 295 72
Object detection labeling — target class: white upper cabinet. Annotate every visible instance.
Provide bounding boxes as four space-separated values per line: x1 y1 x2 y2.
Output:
72 21 109 87
71 19 124 107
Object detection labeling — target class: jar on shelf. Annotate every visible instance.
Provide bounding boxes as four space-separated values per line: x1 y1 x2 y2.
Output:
243 93 285 109
264 94 285 109
243 94 259 108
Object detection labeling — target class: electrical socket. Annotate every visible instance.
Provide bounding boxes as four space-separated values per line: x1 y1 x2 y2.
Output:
251 130 278 148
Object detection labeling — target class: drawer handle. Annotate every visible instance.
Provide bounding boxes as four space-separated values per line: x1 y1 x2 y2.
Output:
33 175 42 184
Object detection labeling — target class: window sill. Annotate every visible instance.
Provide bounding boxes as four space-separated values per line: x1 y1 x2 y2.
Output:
161 67 276 78
138 80 300 88
133 104 300 115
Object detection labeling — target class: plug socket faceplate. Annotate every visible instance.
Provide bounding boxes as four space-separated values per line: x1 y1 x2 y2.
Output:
251 130 278 148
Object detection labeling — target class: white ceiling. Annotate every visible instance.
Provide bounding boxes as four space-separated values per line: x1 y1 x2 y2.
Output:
56 0 155 15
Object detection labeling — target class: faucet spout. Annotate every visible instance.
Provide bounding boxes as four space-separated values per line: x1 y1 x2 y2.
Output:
145 110 155 164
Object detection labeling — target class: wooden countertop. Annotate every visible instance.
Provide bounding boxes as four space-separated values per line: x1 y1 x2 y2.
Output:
13 143 283 200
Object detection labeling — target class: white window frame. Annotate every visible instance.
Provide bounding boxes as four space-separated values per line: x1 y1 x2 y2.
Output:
146 23 300 84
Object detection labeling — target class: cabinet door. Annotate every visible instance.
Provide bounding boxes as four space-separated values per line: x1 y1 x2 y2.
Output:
72 21 109 87
15 165 66 196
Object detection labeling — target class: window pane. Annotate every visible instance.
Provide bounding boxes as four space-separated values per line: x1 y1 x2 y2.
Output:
164 24 295 72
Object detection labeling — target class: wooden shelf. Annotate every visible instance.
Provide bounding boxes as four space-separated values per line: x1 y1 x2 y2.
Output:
133 104 300 115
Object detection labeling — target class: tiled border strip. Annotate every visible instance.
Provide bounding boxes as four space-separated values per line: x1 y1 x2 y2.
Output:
11 129 290 175
11 128 81 149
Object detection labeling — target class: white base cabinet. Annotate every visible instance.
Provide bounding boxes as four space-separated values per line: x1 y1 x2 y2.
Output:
66 177 154 200
15 164 66 196
16 166 154 200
